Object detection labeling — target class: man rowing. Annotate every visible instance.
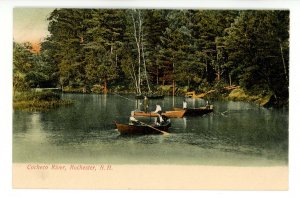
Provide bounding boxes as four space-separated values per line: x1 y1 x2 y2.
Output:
155 112 170 126
183 99 187 109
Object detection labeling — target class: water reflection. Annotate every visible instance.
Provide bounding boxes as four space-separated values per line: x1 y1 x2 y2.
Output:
184 98 206 108
182 117 187 130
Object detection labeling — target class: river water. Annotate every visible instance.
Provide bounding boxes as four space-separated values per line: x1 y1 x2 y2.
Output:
13 94 288 166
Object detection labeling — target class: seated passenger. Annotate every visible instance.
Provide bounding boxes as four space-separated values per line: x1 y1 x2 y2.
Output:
153 104 162 114
183 100 187 109
129 111 140 125
155 112 169 126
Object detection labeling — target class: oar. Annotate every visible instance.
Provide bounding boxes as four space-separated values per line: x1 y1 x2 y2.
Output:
138 120 170 135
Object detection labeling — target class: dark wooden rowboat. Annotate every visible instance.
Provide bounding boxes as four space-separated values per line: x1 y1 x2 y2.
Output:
147 94 164 99
133 110 186 118
135 94 165 99
115 122 171 135
173 105 213 116
135 95 144 99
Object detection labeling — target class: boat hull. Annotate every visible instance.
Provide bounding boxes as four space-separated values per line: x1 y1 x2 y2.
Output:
147 95 164 99
134 110 185 118
173 105 213 116
115 122 171 135
135 94 165 99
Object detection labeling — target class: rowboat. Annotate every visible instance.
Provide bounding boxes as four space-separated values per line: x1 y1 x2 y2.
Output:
173 105 213 116
133 110 186 118
135 94 165 99
147 94 164 99
115 121 171 135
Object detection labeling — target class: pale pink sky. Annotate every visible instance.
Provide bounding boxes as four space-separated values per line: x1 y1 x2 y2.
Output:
13 8 54 43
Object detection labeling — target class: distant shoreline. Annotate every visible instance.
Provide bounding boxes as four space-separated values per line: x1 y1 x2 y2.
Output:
60 86 288 108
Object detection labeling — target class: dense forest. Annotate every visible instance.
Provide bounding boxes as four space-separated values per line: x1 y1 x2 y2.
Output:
13 9 289 105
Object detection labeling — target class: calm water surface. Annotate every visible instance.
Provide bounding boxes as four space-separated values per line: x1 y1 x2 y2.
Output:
13 94 288 166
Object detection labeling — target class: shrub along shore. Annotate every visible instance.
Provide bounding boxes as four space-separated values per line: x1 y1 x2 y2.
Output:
13 91 73 111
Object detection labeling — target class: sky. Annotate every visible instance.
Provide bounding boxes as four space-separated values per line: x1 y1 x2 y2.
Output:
13 8 54 45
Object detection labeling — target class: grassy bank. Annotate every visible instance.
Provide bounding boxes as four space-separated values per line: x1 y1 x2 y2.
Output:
13 91 73 111
225 88 273 106
157 85 287 107
205 87 287 108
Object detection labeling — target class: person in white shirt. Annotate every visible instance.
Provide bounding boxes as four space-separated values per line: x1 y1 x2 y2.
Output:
129 111 140 125
206 101 210 109
153 104 162 114
183 100 187 109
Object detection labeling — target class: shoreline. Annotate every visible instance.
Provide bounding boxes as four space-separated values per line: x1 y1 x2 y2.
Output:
60 86 288 108
22 85 287 108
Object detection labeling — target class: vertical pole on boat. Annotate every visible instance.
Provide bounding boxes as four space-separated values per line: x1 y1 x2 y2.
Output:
172 80 175 107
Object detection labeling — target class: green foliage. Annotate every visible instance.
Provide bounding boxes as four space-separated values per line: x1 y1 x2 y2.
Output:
63 86 86 93
223 10 289 100
13 99 73 111
43 9 126 89
14 91 61 101
91 84 103 94
13 42 34 91
13 91 73 111
13 42 59 91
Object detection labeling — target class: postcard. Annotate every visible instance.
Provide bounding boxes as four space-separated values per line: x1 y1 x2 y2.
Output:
12 7 289 190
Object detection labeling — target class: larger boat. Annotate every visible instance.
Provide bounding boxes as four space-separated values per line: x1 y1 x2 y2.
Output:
135 94 164 99
173 105 213 116
133 110 185 118
115 121 171 135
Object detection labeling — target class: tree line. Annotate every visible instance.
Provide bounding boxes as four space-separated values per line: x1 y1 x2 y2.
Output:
13 9 289 102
